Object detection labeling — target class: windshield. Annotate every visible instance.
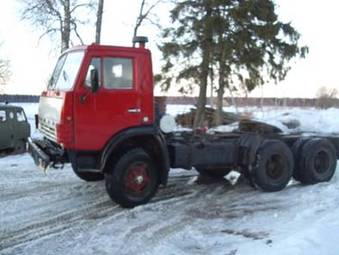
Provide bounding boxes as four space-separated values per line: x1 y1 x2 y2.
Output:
48 51 84 91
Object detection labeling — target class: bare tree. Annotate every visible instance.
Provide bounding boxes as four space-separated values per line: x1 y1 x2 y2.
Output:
0 59 10 86
21 0 95 52
316 86 338 109
0 43 10 88
133 0 161 46
95 0 104 43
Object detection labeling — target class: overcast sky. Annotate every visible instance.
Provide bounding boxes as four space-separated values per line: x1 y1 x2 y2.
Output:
0 0 339 98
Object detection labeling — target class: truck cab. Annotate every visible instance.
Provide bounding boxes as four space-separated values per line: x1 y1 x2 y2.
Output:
38 39 154 150
29 38 170 207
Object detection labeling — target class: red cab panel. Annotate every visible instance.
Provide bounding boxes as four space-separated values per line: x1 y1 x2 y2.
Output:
72 45 154 151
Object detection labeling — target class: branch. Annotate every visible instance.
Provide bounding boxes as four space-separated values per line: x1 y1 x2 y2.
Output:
45 0 63 20
0 59 10 85
145 16 162 30
38 28 60 42
133 0 162 45
133 0 146 40
143 0 162 20
71 21 84 45
70 3 92 14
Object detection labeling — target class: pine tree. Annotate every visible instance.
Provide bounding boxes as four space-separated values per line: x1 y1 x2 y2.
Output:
159 0 308 128
159 0 215 128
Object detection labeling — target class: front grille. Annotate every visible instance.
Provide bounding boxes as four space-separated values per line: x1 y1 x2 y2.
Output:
39 121 57 142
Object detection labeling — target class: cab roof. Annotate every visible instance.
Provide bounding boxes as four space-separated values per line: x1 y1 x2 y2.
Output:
63 43 150 55
0 104 24 111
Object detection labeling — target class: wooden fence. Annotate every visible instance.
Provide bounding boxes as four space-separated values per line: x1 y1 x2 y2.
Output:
1 94 338 108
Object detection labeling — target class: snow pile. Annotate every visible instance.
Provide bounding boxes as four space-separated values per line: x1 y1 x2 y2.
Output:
253 107 339 135
166 104 194 117
166 104 339 135
211 122 240 133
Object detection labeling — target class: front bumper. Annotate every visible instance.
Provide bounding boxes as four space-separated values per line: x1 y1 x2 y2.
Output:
28 138 67 171
28 138 51 170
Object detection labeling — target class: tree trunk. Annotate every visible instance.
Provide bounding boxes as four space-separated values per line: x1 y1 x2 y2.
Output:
216 74 225 126
133 0 146 46
228 86 238 114
209 63 214 108
95 0 104 44
193 4 213 129
61 0 71 52
194 62 209 128
216 26 226 126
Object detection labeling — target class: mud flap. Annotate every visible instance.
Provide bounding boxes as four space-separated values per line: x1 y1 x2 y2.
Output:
237 134 264 187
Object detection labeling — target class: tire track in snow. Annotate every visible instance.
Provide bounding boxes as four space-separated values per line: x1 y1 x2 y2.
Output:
1 168 270 254
0 174 200 253
115 183 233 254
0 199 120 252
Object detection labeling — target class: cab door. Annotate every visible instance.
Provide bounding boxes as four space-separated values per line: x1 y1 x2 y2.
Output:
14 109 30 142
0 109 15 150
74 53 142 151
0 109 10 150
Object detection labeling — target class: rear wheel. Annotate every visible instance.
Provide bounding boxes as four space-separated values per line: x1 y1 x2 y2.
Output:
105 148 159 208
297 138 336 184
73 168 104 182
252 140 293 192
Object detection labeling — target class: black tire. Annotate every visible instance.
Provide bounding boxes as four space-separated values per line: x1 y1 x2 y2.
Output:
105 148 159 208
195 167 232 178
297 138 337 184
291 138 310 181
73 168 104 182
252 140 294 192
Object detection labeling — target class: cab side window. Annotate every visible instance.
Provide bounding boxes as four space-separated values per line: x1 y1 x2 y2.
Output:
0 110 6 122
16 110 26 122
8 112 14 120
85 58 101 88
103 58 133 89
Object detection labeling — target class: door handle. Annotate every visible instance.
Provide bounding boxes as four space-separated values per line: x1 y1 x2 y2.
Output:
128 108 141 113
80 94 87 103
79 93 90 104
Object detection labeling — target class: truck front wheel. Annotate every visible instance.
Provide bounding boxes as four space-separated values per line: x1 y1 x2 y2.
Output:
105 148 159 208
252 140 294 192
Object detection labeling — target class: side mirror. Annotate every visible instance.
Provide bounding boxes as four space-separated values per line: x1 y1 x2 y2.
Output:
90 69 99 93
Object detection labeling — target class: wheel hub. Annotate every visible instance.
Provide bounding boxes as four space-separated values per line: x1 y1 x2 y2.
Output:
266 154 284 180
314 151 330 174
135 175 144 184
125 163 150 193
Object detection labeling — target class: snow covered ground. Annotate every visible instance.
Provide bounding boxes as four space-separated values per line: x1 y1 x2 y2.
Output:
1 103 339 255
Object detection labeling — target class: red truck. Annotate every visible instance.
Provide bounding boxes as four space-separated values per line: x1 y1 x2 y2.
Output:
29 37 339 208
